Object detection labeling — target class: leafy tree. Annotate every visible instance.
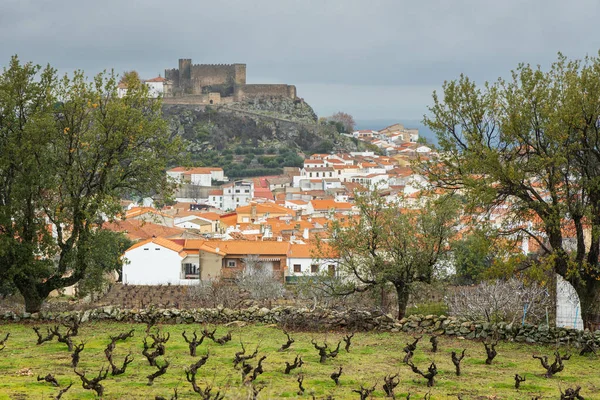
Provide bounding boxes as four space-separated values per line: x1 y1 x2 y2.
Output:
451 228 495 284
421 53 600 329
118 70 141 85
0 56 179 312
76 231 133 299
317 189 460 319
326 111 355 133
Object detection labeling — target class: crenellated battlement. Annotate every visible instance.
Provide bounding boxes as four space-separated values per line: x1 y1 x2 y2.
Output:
164 58 293 104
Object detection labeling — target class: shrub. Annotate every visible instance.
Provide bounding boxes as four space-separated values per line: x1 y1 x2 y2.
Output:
446 278 551 324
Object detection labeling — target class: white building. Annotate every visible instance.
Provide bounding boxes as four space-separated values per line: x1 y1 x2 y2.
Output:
167 167 225 186
287 243 340 279
117 76 167 99
122 237 199 285
222 180 254 210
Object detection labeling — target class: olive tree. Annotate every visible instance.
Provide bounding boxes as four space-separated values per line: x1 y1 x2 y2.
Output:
421 53 600 329
318 189 460 319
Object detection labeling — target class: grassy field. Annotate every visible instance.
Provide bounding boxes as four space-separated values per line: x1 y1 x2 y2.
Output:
0 321 597 399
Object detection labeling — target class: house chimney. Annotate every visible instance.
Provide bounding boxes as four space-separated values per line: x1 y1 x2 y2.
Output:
251 203 257 219
277 236 283 242
215 247 220 253
303 228 309 240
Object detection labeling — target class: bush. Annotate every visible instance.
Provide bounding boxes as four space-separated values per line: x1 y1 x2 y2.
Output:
236 256 285 302
446 278 551 324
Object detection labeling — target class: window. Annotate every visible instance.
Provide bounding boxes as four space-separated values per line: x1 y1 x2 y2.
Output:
155 248 161 251
245 189 250 193
309 172 312 177
143 248 149 251
293 264 301 273
310 264 318 273
184 263 198 277
235 189 240 193
328 264 336 276
227 260 236 268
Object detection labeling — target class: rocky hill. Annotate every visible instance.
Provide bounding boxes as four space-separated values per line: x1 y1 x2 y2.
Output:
163 98 368 178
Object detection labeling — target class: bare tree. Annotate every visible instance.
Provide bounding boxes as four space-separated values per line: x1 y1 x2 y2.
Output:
236 255 285 302
446 278 551 324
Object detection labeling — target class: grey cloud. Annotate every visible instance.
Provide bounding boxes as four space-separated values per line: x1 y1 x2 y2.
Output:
2 0 600 121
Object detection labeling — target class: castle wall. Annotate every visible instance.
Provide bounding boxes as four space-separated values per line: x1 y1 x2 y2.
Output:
164 68 179 87
238 84 297 99
163 59 295 102
162 95 234 105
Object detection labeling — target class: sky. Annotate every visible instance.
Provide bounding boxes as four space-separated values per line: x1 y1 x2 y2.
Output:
3 0 600 132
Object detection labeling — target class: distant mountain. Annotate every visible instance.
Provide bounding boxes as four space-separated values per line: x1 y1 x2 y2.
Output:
355 119 437 144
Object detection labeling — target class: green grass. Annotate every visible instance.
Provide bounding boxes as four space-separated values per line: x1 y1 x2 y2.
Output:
0 321 597 399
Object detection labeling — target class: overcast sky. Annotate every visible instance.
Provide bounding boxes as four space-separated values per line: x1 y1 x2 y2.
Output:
2 0 600 127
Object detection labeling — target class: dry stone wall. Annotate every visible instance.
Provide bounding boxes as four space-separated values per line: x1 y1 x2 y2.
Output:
3 307 599 345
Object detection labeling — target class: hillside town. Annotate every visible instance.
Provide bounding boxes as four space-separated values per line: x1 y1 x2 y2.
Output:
106 123 434 281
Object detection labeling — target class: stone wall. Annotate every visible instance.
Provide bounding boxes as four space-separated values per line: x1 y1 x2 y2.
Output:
3 307 599 345
236 84 296 100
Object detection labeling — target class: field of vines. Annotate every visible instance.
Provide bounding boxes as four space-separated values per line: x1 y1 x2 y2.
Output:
0 321 597 399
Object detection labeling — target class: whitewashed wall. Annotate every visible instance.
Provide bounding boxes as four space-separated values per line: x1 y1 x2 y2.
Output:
556 274 584 330
123 243 196 285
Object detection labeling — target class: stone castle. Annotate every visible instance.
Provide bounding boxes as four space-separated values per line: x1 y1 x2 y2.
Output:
162 58 297 105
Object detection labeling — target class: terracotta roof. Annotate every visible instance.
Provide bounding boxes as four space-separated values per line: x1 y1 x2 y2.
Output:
201 240 290 256
127 237 186 256
310 200 354 211
253 187 275 200
220 214 238 227
209 189 223 196
286 200 308 205
196 212 221 221
236 203 293 215
103 219 184 241
288 243 338 259
145 76 166 83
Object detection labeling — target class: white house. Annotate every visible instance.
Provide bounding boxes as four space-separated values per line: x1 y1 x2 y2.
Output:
167 167 225 186
122 237 199 285
117 76 167 99
144 76 167 98
222 180 254 210
286 243 340 278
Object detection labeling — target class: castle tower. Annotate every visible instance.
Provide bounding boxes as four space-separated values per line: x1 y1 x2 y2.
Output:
178 59 192 93
233 64 246 85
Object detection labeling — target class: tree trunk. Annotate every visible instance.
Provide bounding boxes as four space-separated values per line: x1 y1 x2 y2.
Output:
575 278 600 331
395 282 410 320
13 277 45 313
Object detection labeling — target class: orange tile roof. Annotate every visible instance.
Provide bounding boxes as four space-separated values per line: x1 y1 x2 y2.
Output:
209 189 223 196
236 203 293 215
288 243 338 259
127 237 186 256
196 212 221 221
200 240 290 256
145 76 167 83
103 219 184 241
310 200 354 211
220 214 238 227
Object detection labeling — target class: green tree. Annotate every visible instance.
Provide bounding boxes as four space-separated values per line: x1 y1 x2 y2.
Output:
318 189 459 319
326 111 355 133
451 228 495 284
421 53 600 329
0 56 179 312
75 230 133 299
